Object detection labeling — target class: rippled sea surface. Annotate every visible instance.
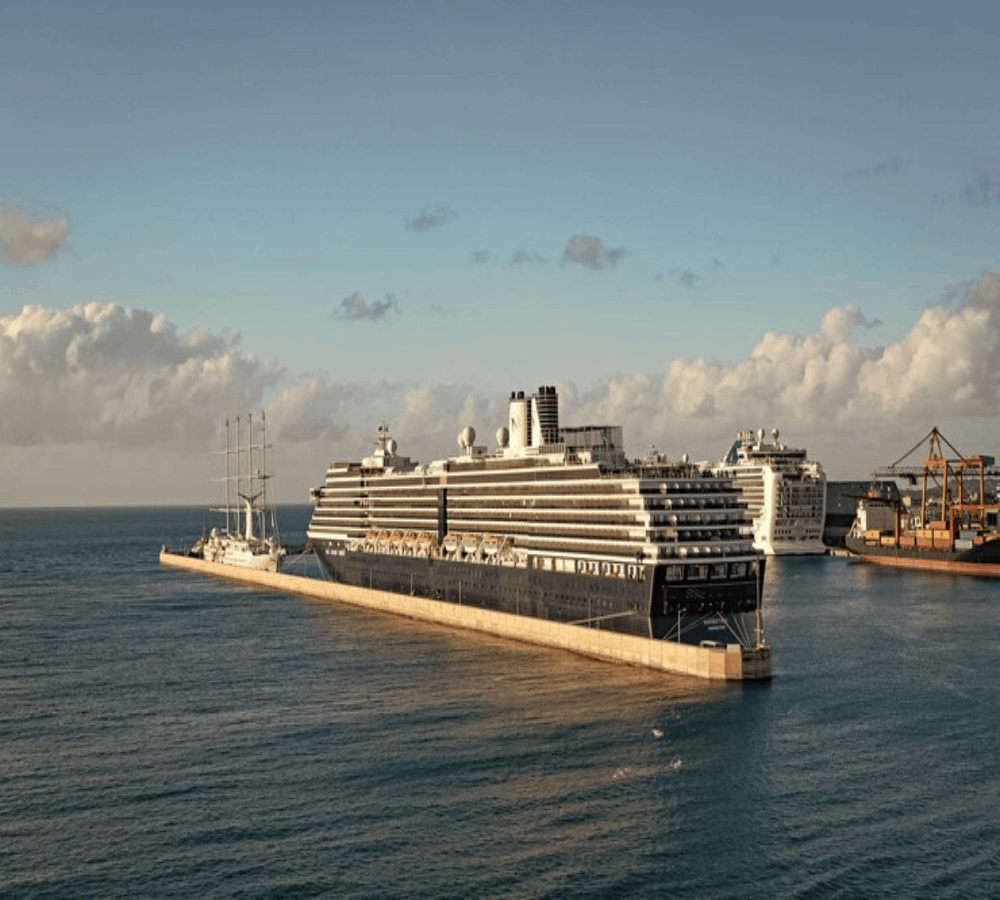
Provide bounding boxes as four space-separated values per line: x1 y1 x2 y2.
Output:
3 506 1000 898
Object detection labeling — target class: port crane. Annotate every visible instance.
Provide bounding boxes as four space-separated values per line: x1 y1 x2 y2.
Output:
868 427 1000 532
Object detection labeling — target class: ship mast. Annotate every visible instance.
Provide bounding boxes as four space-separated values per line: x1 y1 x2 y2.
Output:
236 415 242 538
261 411 280 546
224 418 232 535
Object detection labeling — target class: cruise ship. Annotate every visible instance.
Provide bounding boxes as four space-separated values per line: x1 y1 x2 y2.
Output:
707 428 827 556
306 386 768 648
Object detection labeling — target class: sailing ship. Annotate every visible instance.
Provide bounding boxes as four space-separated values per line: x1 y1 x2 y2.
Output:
191 412 285 572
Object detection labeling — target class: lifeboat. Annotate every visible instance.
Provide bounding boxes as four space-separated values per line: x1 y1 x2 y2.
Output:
461 533 483 556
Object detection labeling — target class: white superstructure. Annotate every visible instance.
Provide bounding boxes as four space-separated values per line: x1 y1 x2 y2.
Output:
308 392 754 572
706 428 827 556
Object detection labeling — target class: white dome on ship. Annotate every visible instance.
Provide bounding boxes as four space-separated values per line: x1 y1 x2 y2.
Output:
386 438 398 455
496 426 509 448
772 427 779 442
458 425 476 449
757 427 765 442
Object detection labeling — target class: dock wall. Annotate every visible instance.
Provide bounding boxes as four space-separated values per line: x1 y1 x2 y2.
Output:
160 551 771 682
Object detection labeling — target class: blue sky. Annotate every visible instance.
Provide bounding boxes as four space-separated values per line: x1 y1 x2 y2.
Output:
2 0 999 504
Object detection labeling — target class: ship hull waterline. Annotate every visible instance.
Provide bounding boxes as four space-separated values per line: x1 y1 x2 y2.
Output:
846 541 1000 577
159 550 771 682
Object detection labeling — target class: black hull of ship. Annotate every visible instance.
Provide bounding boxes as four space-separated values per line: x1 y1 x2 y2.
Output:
845 536 1000 576
312 542 763 646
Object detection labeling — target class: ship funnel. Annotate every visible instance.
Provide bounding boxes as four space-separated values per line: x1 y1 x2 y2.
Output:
508 392 528 451
531 385 560 447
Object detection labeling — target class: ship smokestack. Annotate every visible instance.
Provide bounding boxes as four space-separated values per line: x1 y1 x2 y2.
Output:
531 385 559 447
508 391 528 452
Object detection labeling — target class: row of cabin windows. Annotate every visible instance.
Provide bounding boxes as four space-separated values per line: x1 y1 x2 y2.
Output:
664 562 754 581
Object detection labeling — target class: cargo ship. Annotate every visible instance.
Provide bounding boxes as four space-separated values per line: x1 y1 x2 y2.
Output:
845 427 1000 575
306 385 769 650
706 428 827 556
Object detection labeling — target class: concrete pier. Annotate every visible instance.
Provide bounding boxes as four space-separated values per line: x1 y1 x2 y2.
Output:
160 550 772 682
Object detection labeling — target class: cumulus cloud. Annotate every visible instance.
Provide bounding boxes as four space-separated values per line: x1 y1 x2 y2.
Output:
0 303 282 446
266 376 507 468
405 205 454 232
960 173 1000 208
562 235 625 270
0 203 70 268
275 272 1000 476
10 273 1000 496
336 292 400 321
560 272 1000 471
266 374 370 445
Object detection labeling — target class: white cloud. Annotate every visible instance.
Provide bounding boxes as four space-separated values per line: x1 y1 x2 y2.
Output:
7 274 1000 503
0 203 70 268
561 271 1000 470
0 303 283 447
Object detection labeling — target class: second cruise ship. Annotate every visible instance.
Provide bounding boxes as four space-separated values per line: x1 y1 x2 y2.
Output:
707 428 827 556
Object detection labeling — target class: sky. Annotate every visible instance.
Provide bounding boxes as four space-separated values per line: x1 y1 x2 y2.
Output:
2 0 1000 506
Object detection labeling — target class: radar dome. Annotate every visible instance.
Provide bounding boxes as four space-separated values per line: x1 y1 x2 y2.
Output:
386 438 398 455
458 425 476 449
772 427 780 442
496 426 509 448
757 427 765 442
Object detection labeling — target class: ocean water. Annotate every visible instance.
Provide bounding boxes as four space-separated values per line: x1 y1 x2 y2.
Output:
3 506 1000 898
